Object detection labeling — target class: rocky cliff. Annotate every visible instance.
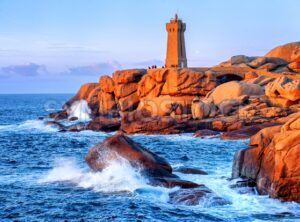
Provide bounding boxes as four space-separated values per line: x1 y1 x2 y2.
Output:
232 112 300 203
48 42 300 135
47 41 300 203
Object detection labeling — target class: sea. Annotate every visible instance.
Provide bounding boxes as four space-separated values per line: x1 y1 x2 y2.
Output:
0 94 299 222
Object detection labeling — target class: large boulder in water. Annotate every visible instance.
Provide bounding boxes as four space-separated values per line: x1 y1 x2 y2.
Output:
169 186 230 206
232 112 300 203
85 134 229 206
85 134 201 188
86 133 172 175
48 110 68 120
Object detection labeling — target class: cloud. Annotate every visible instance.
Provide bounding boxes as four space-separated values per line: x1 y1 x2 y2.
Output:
0 61 122 79
63 61 122 76
0 63 48 77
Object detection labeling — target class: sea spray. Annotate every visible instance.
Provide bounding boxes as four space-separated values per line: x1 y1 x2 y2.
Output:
177 169 300 216
38 158 83 183
0 120 58 132
39 157 149 193
68 100 91 121
18 120 58 132
38 157 176 203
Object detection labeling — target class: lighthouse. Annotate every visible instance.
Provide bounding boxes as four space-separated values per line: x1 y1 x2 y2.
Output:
165 14 187 68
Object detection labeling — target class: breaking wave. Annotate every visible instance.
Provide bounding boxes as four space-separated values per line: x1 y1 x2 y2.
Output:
177 168 300 218
39 157 150 193
18 120 58 132
68 100 91 121
0 120 58 132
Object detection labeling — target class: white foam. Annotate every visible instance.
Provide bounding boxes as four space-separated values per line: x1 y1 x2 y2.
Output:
179 170 300 217
18 120 58 132
68 100 91 121
38 157 178 204
0 120 58 132
0 125 10 130
39 157 150 193
38 158 82 183
135 186 177 203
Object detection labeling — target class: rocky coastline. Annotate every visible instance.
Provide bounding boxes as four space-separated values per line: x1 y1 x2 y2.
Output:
48 42 300 204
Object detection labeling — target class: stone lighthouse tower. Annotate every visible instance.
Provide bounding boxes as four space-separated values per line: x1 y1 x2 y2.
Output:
165 14 187 68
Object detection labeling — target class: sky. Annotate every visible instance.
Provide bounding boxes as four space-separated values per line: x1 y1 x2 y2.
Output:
0 0 299 93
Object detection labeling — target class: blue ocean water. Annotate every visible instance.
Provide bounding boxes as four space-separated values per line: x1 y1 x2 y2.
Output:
0 94 299 222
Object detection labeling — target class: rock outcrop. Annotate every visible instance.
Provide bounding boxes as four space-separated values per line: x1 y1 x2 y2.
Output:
265 76 300 107
207 81 264 105
99 75 114 93
48 41 300 135
137 95 193 117
214 42 300 77
121 109 180 134
113 69 146 112
216 55 288 72
244 75 275 87
160 69 217 96
136 68 217 117
232 112 300 203
86 116 121 132
265 42 300 63
191 97 210 119
98 76 119 117
63 83 99 112
137 68 216 98
193 129 219 138
220 122 279 140
48 110 68 121
168 185 230 206
288 59 300 72
174 167 208 175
